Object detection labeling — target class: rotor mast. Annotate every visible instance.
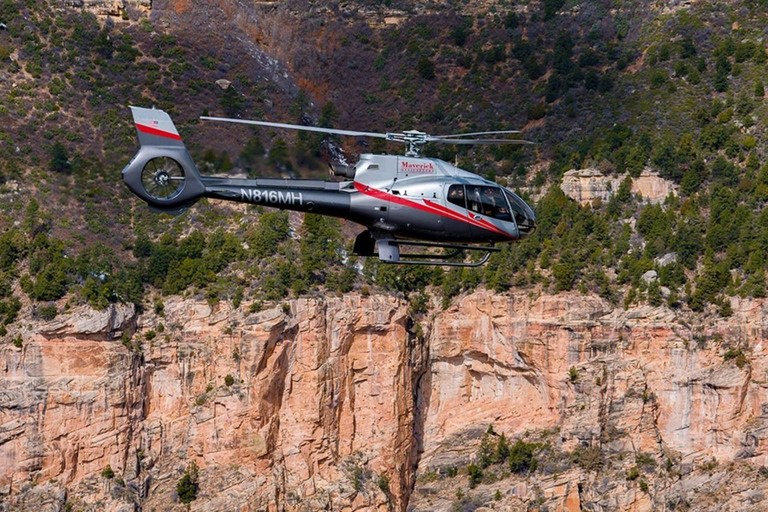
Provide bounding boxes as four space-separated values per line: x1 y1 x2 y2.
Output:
388 130 429 157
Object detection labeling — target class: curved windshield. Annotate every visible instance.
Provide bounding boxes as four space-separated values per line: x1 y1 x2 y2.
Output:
466 185 512 221
504 189 536 236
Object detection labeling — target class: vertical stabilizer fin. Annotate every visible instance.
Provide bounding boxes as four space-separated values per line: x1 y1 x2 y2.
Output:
129 106 186 148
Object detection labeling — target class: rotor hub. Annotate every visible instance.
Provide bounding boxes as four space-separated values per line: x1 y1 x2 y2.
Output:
155 171 170 187
388 130 429 157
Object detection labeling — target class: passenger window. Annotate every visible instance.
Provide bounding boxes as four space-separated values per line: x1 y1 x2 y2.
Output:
447 185 466 209
465 186 511 221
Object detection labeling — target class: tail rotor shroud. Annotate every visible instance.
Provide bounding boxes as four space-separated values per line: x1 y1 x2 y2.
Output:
141 157 186 201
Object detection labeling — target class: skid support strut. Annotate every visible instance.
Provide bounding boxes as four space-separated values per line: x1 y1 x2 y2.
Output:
376 237 501 267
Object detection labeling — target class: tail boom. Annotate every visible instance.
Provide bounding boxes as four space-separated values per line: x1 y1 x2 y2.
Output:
201 177 352 218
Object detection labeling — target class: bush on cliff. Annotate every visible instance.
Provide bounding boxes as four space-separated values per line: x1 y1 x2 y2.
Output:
570 444 603 471
177 462 199 505
101 465 114 479
509 439 539 474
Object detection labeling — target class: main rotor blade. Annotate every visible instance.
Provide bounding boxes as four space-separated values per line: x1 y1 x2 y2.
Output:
432 130 522 138
425 137 535 145
201 116 391 139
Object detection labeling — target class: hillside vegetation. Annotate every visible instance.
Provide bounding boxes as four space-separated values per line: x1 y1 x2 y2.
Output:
1 0 768 334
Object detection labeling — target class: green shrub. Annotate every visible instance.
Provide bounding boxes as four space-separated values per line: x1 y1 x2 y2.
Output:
121 331 133 349
49 142 70 173
176 463 199 504
509 439 539 474
467 463 482 488
417 56 435 79
352 465 365 492
495 433 510 463
232 287 243 308
527 101 546 120
0 297 22 325
224 374 234 387
37 304 57 320
553 260 577 291
723 349 748 368
377 474 389 493
635 452 656 468
477 426 496 467
570 445 603 471
248 211 290 259
101 465 115 479
220 86 244 116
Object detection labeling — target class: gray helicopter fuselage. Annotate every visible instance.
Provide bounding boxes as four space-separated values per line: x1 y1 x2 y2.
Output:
123 106 536 253
197 153 535 244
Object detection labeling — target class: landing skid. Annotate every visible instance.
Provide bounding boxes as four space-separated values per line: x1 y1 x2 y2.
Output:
354 231 501 267
381 239 500 267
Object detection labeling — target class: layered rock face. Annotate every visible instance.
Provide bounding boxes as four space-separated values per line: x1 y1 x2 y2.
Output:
3 291 768 511
1 296 421 511
561 168 678 205
411 291 768 511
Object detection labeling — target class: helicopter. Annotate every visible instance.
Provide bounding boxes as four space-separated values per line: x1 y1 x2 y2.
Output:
123 106 537 267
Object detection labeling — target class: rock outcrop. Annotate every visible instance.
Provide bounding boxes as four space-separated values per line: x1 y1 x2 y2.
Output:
3 290 768 511
63 0 151 16
561 167 678 206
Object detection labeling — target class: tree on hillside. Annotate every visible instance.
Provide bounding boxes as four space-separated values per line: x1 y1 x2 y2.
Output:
49 142 70 173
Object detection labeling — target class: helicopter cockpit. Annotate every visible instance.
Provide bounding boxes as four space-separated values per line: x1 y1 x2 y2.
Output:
446 184 536 239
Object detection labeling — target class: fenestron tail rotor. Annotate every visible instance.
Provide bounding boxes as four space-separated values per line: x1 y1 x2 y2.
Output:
141 156 186 201
200 116 533 157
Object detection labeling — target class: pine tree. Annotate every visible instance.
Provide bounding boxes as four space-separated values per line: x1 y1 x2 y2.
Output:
49 142 70 173
177 462 199 505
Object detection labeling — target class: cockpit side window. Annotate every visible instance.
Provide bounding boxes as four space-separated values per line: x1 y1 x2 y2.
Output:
465 186 512 221
504 189 536 235
447 184 466 209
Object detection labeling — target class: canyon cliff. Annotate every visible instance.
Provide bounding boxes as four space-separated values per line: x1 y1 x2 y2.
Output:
3 290 768 511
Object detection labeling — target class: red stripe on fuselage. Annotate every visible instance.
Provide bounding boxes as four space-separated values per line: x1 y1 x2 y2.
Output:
353 182 514 239
136 123 182 141
423 198 514 238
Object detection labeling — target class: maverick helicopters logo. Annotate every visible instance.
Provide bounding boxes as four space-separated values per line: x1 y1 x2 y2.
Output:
399 160 435 173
